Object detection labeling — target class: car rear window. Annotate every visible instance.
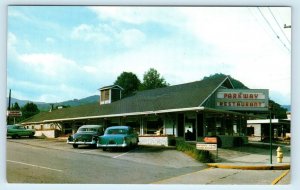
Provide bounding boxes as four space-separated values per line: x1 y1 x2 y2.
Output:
78 128 97 132
106 129 128 135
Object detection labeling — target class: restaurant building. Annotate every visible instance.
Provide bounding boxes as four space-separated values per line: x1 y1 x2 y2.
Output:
21 75 269 147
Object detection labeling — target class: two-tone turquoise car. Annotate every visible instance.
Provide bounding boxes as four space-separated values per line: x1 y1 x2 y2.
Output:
97 126 139 151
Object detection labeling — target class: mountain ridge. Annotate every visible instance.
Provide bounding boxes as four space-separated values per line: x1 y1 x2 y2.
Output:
7 95 100 111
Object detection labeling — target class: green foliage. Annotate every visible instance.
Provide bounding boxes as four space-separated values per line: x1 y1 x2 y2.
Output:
11 102 21 110
203 73 248 89
21 102 40 120
114 72 141 97
140 68 169 90
269 100 288 119
7 102 40 124
175 138 214 163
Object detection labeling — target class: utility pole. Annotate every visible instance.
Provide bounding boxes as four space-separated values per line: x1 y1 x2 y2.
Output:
7 89 12 124
269 104 273 164
8 89 11 110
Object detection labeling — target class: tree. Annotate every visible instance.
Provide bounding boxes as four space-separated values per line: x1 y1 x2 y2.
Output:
269 100 288 119
140 68 169 90
114 72 141 97
21 102 40 119
11 102 21 110
203 73 248 89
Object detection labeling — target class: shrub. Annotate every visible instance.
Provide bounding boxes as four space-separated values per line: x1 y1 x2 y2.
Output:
175 138 214 163
233 137 244 147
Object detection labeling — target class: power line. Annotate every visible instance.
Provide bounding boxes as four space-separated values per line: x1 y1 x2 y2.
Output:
267 7 291 44
257 7 291 53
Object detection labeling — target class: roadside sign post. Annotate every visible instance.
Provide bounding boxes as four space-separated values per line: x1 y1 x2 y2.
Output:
7 110 22 124
197 137 218 161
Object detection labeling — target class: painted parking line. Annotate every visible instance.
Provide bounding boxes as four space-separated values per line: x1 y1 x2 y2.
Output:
271 170 290 185
80 149 99 154
7 160 63 172
112 148 138 159
112 151 132 159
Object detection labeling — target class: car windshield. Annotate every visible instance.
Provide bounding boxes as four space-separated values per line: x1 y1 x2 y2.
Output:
106 129 128 135
78 128 97 132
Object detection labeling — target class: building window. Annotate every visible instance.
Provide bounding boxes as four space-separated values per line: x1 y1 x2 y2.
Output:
145 118 163 135
101 90 110 101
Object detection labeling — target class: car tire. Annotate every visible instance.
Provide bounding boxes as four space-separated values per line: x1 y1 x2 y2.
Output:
12 135 18 139
102 148 107 151
73 144 78 148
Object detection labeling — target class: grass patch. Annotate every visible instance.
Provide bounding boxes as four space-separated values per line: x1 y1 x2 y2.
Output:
175 137 214 163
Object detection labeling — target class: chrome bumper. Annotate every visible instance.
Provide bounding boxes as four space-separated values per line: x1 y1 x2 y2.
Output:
67 140 96 145
97 143 128 148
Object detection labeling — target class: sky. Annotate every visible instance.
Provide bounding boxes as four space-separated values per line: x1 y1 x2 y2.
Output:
7 6 291 105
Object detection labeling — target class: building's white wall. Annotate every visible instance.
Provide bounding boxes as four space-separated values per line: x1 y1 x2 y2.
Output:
139 136 175 146
24 123 63 138
253 124 262 136
35 130 58 138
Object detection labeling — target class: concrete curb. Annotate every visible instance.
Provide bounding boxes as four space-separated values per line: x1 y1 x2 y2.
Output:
207 163 290 170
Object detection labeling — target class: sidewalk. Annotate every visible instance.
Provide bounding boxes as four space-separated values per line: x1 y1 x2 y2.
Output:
153 143 291 184
207 142 290 170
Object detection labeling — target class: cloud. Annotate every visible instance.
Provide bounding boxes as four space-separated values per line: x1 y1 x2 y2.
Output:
71 24 112 43
7 77 92 103
87 36 222 85
18 53 77 77
7 6 291 105
118 29 145 48
71 23 146 48
8 32 17 47
88 7 154 24
8 9 31 22
45 37 55 44
88 6 185 27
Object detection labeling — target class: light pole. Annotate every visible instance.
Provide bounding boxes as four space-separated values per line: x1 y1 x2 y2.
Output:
269 104 273 164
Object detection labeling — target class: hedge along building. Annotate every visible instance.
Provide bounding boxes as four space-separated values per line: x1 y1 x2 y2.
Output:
21 75 269 147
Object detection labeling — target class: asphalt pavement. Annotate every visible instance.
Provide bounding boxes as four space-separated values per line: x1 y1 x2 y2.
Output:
6 138 291 185
210 142 290 169
153 142 291 184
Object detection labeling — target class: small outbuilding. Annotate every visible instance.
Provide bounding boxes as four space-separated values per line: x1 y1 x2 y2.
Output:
247 118 291 142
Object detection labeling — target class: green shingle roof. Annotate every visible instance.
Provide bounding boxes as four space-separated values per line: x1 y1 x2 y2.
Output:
22 75 230 124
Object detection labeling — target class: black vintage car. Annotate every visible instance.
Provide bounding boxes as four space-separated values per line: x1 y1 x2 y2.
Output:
67 125 104 148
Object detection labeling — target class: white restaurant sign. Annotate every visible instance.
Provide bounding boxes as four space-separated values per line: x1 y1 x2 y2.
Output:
215 89 269 111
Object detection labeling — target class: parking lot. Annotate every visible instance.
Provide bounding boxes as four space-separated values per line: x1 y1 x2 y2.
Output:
6 137 290 185
7 137 203 169
6 137 206 184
